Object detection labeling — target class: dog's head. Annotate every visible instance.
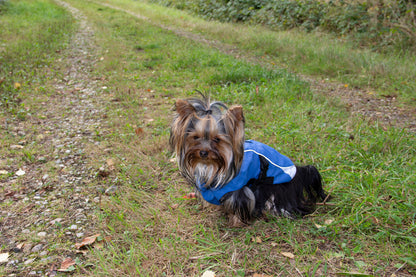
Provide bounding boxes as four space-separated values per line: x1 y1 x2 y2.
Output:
170 95 245 188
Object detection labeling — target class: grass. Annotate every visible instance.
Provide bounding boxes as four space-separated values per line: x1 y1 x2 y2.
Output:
1 0 415 276
100 0 416 106
0 0 74 112
63 0 415 275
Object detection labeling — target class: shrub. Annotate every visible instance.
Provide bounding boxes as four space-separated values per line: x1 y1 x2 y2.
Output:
148 0 416 53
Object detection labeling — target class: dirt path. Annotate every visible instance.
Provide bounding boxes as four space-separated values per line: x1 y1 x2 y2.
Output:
99 1 416 132
1 1 107 275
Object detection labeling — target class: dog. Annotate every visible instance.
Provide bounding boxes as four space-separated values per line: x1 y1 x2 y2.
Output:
170 95 328 226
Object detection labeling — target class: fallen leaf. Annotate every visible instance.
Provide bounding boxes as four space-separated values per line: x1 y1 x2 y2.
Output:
135 127 144 136
201 270 216 277
106 159 115 167
315 223 323 229
252 236 262 243
0 252 9 263
14 82 21 89
75 234 100 249
183 192 196 199
10 144 24 149
281 252 295 259
106 159 115 171
15 169 25 176
58 257 76 272
324 219 334 225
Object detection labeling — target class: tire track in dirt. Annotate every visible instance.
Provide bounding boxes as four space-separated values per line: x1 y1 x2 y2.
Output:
97 1 416 132
1 1 108 275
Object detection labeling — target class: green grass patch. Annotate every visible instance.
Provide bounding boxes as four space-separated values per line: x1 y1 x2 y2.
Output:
100 0 416 106
0 0 74 113
57 0 416 275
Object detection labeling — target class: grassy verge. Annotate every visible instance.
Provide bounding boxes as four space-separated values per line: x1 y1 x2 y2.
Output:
100 0 416 107
0 0 74 114
62 0 416 276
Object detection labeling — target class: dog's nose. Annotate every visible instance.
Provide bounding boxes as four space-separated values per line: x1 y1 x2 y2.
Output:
199 150 208 158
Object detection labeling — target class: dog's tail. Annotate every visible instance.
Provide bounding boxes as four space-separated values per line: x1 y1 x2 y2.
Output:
300 165 327 201
293 165 327 214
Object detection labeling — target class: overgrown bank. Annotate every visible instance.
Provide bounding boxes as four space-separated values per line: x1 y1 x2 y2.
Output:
149 0 416 53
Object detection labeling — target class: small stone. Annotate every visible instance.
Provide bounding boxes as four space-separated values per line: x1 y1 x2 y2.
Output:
15 169 26 176
37 232 47 237
31 244 43 253
22 229 30 234
76 232 84 238
39 251 48 256
38 157 47 163
24 258 36 265
50 218 63 225
70 224 78 230
105 185 117 195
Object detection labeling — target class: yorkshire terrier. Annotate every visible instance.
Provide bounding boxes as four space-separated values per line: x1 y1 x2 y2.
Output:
170 95 328 226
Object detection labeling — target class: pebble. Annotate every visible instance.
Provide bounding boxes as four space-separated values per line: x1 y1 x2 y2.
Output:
70 224 78 230
105 185 118 195
40 251 48 256
31 244 43 252
37 232 47 237
24 258 36 265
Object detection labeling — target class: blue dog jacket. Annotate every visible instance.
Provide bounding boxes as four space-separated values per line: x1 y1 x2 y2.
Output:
198 140 297 205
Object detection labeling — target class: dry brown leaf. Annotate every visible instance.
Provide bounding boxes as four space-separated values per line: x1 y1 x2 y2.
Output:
252 236 262 243
281 252 295 259
57 257 76 272
75 234 100 249
106 159 115 167
324 219 334 225
135 127 144 136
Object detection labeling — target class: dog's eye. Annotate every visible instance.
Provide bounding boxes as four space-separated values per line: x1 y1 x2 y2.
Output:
193 136 199 140
213 137 221 143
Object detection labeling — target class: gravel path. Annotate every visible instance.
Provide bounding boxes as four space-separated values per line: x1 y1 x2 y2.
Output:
1 1 107 275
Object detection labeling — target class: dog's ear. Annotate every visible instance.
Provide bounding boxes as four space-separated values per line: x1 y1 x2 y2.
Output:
175 99 195 118
228 105 245 123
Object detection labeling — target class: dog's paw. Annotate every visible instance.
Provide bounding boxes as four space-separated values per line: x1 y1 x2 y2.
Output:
227 214 247 227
